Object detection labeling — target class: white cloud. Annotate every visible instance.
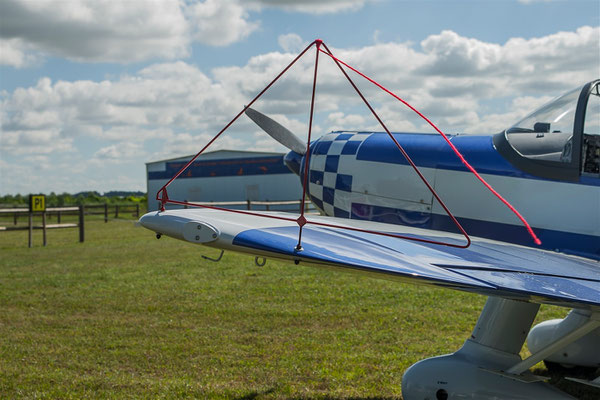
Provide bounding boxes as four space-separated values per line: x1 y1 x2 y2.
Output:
326 112 366 131
1 26 599 193
0 0 376 68
419 26 599 95
93 142 144 162
188 0 259 46
249 0 371 14
465 95 554 133
1 0 311 66
278 33 306 53
3 27 598 149
150 132 249 161
0 38 39 67
1 128 74 155
420 30 502 77
0 0 190 64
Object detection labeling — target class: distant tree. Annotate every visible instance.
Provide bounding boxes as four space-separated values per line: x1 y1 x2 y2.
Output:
60 193 72 206
47 192 59 207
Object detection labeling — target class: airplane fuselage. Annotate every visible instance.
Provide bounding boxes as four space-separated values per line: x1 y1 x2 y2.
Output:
285 131 600 260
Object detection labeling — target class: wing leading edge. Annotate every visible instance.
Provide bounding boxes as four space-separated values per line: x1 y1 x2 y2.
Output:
139 209 600 309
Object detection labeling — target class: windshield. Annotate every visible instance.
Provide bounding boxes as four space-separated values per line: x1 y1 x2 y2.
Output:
505 86 581 163
584 83 599 135
582 82 600 175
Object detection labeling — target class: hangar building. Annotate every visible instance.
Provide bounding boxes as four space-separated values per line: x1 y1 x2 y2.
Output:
146 150 303 212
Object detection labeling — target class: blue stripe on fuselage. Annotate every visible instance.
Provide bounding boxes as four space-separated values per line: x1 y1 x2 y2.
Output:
350 202 600 261
302 132 599 259
353 132 600 186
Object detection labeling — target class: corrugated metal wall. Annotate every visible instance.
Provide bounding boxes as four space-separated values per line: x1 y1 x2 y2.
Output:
146 150 303 211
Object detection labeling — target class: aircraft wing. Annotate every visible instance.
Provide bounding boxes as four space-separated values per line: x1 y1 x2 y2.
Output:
140 209 600 309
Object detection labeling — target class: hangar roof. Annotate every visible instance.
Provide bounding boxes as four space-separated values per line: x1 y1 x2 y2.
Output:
146 149 285 165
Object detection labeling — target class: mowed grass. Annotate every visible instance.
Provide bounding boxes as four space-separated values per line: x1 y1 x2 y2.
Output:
1 217 598 399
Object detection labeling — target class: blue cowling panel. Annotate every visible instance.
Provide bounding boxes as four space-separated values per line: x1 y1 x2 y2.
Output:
232 225 600 308
354 132 600 186
355 133 523 176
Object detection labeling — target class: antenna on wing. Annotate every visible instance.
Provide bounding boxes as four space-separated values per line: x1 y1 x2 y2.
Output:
245 107 307 155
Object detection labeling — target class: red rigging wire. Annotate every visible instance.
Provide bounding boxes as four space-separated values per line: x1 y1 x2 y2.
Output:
317 47 541 246
157 39 541 249
318 42 471 247
296 39 322 250
156 40 318 211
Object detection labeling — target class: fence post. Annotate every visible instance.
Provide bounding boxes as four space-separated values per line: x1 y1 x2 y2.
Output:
14 212 17 225
79 205 85 243
115 205 119 218
42 211 47 246
136 204 140 218
104 203 108 223
247 200 251 210
28 212 33 248
266 199 270 211
57 211 61 224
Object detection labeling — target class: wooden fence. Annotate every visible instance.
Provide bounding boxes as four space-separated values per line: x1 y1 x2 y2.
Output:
0 203 141 225
84 204 141 222
0 204 141 247
0 206 84 247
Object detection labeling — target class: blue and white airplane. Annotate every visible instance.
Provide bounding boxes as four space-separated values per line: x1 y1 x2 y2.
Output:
140 79 599 399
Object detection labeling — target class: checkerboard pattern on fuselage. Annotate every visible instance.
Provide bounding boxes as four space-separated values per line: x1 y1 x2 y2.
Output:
306 131 372 217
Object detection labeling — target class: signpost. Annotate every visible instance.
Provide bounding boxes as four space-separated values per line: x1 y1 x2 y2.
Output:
29 195 46 212
28 194 46 248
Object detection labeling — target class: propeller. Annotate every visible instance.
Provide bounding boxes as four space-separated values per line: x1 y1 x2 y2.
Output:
245 107 307 155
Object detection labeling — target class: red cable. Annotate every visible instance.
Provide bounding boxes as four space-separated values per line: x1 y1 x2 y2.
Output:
156 39 471 249
319 43 470 248
296 40 322 250
318 48 542 246
156 40 319 210
163 41 469 249
156 39 540 250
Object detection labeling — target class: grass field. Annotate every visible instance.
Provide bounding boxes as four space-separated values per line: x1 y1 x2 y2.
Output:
1 216 598 399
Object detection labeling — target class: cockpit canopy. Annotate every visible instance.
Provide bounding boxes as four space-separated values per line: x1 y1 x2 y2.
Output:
495 80 600 180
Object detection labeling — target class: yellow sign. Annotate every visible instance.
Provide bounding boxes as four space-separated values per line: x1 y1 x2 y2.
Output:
29 194 46 212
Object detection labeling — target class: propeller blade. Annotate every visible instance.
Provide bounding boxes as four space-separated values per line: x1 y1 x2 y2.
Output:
245 107 306 155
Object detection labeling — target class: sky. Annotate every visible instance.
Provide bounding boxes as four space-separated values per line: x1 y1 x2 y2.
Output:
0 0 599 195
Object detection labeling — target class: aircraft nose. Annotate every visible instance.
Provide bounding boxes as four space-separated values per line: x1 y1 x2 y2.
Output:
284 150 303 176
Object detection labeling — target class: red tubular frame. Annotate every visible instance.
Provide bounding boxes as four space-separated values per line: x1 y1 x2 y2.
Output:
156 40 318 211
295 40 322 250
318 46 540 246
156 39 542 250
